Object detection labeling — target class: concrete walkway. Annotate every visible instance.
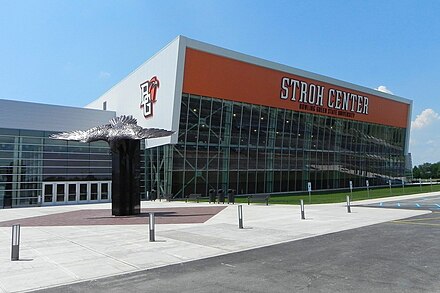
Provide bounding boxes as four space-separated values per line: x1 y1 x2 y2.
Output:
0 193 436 293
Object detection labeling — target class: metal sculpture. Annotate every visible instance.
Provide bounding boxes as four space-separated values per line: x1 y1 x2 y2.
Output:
50 115 173 216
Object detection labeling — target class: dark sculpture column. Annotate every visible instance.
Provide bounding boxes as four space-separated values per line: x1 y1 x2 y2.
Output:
111 139 140 216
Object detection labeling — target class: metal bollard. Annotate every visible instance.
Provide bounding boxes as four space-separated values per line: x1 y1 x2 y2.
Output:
300 199 305 220
346 195 351 213
11 224 20 261
366 180 370 199
238 205 243 229
149 213 155 242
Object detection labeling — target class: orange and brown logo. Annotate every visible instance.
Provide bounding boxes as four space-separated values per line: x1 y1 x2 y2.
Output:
140 76 160 118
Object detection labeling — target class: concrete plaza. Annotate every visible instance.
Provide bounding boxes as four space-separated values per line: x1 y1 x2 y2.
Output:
0 193 435 292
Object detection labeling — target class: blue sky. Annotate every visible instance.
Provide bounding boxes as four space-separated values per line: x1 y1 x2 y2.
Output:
0 0 439 166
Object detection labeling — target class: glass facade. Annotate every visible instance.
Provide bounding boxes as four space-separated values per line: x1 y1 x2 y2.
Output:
0 128 112 208
145 93 407 197
0 93 408 206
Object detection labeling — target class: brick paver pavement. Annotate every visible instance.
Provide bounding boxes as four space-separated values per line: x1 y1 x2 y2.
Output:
0 206 226 227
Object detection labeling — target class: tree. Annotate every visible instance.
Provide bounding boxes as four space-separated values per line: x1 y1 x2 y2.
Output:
413 162 440 179
413 166 420 178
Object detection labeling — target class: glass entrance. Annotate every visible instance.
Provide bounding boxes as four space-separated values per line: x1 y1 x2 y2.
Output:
79 183 88 201
90 183 98 201
43 183 54 204
101 183 109 200
42 181 111 205
68 183 77 202
56 184 66 203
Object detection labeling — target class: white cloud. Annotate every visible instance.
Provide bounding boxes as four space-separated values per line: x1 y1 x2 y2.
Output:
411 108 440 130
410 109 440 165
375 85 393 94
410 137 440 165
98 71 111 80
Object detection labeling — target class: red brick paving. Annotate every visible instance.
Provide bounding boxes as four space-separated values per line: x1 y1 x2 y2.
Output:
0 206 227 227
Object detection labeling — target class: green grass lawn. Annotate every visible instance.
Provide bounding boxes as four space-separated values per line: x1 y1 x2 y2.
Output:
230 184 440 205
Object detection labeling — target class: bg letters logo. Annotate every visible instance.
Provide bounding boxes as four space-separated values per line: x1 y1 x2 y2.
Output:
140 76 160 118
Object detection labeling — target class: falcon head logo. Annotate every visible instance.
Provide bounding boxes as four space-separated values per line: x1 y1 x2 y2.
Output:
140 76 160 118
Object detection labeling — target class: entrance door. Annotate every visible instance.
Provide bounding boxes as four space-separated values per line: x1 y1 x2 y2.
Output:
79 183 88 202
56 183 66 203
68 183 77 202
43 183 54 204
101 182 109 200
90 183 98 201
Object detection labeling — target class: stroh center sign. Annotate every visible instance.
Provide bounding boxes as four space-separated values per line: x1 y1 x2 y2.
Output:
280 77 369 119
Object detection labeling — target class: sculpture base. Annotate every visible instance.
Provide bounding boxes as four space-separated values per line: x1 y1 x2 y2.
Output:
111 139 140 216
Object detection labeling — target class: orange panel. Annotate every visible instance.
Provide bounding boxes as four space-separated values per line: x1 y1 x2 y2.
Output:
183 48 409 128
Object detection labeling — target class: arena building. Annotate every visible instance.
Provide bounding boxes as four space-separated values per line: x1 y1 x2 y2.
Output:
0 36 412 208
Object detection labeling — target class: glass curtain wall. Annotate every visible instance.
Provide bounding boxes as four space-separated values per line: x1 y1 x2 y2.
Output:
0 128 111 208
145 94 407 197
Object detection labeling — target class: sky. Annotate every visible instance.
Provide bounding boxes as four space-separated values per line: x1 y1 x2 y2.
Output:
0 0 439 166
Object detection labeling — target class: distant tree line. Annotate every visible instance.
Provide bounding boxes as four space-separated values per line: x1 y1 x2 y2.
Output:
413 162 440 179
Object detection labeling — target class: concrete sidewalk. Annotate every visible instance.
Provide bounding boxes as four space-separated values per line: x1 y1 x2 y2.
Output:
0 194 435 293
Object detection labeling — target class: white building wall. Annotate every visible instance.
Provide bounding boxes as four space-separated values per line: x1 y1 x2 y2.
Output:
86 36 185 149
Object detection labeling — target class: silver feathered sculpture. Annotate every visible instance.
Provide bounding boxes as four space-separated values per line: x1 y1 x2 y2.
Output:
50 115 174 149
50 115 173 216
